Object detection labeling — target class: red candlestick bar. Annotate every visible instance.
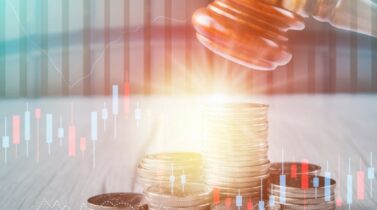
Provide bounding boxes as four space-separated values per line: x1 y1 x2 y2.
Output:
301 159 309 189
225 197 232 208
213 188 220 205
291 163 297 179
124 82 130 114
357 170 365 200
12 116 20 145
80 137 87 152
247 198 253 210
68 125 76 156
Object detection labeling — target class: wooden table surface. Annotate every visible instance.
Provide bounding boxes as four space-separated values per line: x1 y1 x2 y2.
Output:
0 95 376 209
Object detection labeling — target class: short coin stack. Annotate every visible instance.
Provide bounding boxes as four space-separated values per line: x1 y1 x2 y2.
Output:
138 152 212 209
269 175 336 210
202 103 270 202
137 152 203 188
269 162 322 177
145 183 212 210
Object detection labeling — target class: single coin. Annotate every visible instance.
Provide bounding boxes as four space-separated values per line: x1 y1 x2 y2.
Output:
148 202 211 210
144 183 212 208
202 147 269 155
269 162 321 176
204 162 270 173
87 193 147 210
141 152 202 164
206 177 269 189
204 119 268 127
204 135 268 142
203 165 270 176
274 201 336 210
205 173 269 183
204 158 270 167
211 199 271 210
268 194 336 205
204 118 268 125
270 174 336 190
203 151 269 159
202 102 268 110
268 189 335 199
204 110 267 116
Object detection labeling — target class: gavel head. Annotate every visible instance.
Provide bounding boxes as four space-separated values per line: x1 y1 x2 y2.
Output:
192 0 305 71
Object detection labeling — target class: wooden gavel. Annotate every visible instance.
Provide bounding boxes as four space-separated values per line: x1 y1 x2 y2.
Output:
192 0 377 70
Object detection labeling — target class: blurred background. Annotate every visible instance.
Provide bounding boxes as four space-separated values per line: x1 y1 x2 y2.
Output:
0 1 376 209
0 0 376 97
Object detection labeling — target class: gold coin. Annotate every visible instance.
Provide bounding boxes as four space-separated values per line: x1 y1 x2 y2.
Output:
87 193 147 210
144 183 212 208
269 162 321 176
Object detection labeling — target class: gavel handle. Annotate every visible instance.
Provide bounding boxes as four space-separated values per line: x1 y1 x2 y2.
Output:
266 0 377 37
313 0 377 37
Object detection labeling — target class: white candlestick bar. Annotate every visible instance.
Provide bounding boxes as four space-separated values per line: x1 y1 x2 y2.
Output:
24 103 30 157
135 102 141 127
91 112 98 169
102 103 108 132
2 117 9 164
368 152 374 198
46 114 53 155
58 115 64 146
112 85 119 139
347 158 353 207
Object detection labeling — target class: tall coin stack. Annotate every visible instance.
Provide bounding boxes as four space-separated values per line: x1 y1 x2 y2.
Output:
138 152 212 209
202 103 270 203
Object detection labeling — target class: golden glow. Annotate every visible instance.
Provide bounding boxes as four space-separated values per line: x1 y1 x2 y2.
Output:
208 93 228 104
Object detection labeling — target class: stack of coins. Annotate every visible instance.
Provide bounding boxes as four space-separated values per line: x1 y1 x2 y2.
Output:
145 183 212 209
202 103 270 202
138 152 211 209
137 152 203 188
269 175 336 210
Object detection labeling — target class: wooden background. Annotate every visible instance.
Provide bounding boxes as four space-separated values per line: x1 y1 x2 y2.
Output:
0 95 376 209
